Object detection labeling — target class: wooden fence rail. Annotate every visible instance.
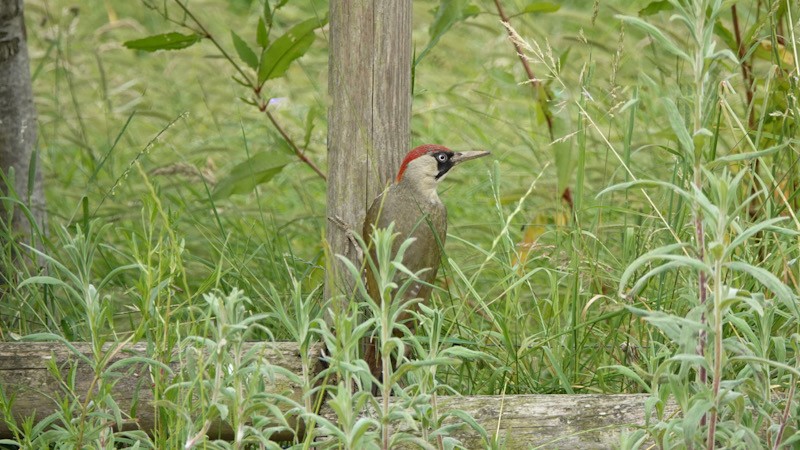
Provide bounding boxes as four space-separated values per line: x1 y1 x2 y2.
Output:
0 342 660 448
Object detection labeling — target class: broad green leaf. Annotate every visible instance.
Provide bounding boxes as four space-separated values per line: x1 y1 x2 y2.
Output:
724 217 794 259
18 275 70 288
440 346 492 361
545 347 574 393
213 402 229 420
684 400 713 436
707 142 787 168
730 356 800 378
754 40 796 68
597 179 693 205
257 17 269 48
22 333 95 366
618 242 689 294
726 261 795 305
415 0 479 65
629 259 711 298
667 353 708 368
731 315 764 347
441 410 491 443
521 2 560 14
352 417 378 444
106 356 174 376
557 47 572 73
661 97 694 157
616 15 691 62
638 0 673 16
602 365 651 392
98 263 142 291
393 357 460 379
123 32 202 52
231 31 258 70
714 19 737 52
627 307 705 342
429 0 478 38
711 48 739 65
688 182 720 220
212 153 293 200
258 17 328 85
303 106 321 150
336 255 372 302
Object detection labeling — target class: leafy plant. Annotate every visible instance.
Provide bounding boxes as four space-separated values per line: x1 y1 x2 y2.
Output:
604 0 800 447
329 225 496 449
6 0 800 447
129 0 328 193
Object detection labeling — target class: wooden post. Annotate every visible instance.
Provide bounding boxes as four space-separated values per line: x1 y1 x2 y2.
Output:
0 0 46 262
325 0 413 307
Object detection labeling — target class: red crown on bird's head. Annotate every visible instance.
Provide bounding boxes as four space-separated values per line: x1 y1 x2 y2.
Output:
396 144 450 182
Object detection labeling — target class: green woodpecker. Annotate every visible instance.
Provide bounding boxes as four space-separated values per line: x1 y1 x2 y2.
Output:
362 144 490 379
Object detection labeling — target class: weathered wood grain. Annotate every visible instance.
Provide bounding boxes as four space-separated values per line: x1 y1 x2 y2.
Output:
432 393 661 449
325 0 413 308
0 0 46 257
317 393 667 449
0 341 314 439
0 342 672 447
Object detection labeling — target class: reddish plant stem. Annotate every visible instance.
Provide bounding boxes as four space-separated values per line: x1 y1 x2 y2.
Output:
772 375 796 449
695 170 708 432
707 272 721 450
174 0 253 86
696 219 707 389
261 106 327 181
175 0 326 181
492 0 554 140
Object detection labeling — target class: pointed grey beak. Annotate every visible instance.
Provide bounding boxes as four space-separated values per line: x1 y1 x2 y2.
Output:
451 150 491 165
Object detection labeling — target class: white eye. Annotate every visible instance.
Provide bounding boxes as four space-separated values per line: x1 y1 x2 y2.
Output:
437 153 448 162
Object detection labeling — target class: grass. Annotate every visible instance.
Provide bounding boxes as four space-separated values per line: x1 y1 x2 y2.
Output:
1 0 799 448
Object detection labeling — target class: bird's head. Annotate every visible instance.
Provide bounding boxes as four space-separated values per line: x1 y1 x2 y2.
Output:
395 144 490 199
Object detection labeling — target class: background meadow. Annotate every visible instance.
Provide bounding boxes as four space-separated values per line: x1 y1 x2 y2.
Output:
1 0 798 448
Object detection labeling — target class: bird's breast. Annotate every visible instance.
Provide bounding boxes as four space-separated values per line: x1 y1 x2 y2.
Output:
364 186 447 274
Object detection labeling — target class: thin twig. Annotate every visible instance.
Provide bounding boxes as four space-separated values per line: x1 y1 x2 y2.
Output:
173 0 253 86
492 0 554 140
173 0 326 181
772 375 796 449
263 108 327 181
